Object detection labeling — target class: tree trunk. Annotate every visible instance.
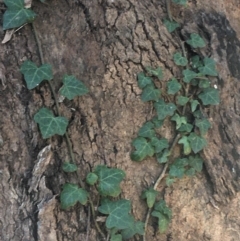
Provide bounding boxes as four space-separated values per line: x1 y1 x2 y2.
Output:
1 0 240 240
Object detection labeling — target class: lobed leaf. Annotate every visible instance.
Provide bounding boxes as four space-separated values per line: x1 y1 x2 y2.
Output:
137 72 152 88
178 136 191 155
171 113 187 129
173 52 188 66
167 78 182 95
198 87 220 105
195 118 211 135
141 84 161 102
157 149 171 163
154 99 176 120
146 66 163 80
151 116 164 128
34 108 68 139
163 19 180 33
178 123 193 133
60 75 88 100
190 100 199 112
121 221 144 239
141 187 158 208
190 55 203 69
62 162 77 172
60 183 89 209
20 60 53 89
182 69 198 83
177 96 189 106
198 57 218 76
188 133 207 153
138 121 155 138
150 137 169 153
86 172 98 185
186 33 206 48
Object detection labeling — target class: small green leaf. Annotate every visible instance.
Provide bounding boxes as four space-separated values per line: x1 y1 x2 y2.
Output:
62 162 77 172
151 116 164 128
154 99 177 120
178 136 191 155
141 84 161 102
157 149 170 163
193 110 204 119
137 72 152 88
187 155 203 172
154 200 172 219
138 122 155 138
141 187 158 208
98 199 134 230
198 58 218 76
169 158 188 178
151 211 169 234
190 100 199 112
178 123 193 133
110 234 122 241
163 19 180 33
131 137 155 161
186 33 206 48
198 87 220 105
190 55 203 69
171 0 187 5
171 113 187 129
182 69 198 83
3 0 36 30
166 177 175 186
177 96 189 106
94 165 125 197
60 183 89 209
34 108 68 139
146 66 163 80
167 78 182 95
173 52 188 66
188 133 207 153
199 79 210 88
86 172 98 185
150 137 169 153
20 60 53 89
121 221 144 239
60 75 88 100
195 118 211 135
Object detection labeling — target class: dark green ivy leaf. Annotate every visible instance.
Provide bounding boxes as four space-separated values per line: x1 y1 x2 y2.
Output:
190 55 203 69
60 75 88 100
60 183 89 209
178 136 191 155
150 137 169 153
121 221 144 240
141 84 161 102
169 158 188 178
186 33 206 48
167 78 182 95
138 121 155 138
110 234 122 241
198 87 220 105
182 69 198 83
146 66 163 80
187 155 203 172
171 113 187 129
34 108 68 139
62 162 77 172
154 99 177 120
137 72 152 88
177 96 189 106
157 149 171 163
195 118 211 135
188 133 207 153
20 60 53 89
199 79 210 88
163 19 180 33
190 100 199 112
151 116 164 128
141 187 158 208
178 123 193 133
198 58 218 76
86 172 98 185
173 52 188 66
3 0 36 30
94 165 125 197
131 137 155 161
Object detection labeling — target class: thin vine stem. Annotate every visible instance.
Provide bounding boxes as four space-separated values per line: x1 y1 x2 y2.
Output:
143 133 181 241
32 22 106 240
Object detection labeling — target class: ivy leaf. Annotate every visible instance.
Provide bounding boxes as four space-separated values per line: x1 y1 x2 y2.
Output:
198 58 218 76
60 75 88 100
98 199 134 229
195 118 211 135
166 177 175 186
193 110 204 119
20 60 53 89
151 116 164 128
151 200 172 233
110 234 122 241
178 136 191 155
182 69 198 83
173 52 188 66
177 96 189 106
34 108 68 139
171 113 187 129
3 0 36 30
141 84 161 102
86 172 98 185
141 187 158 208
150 137 169 153
190 100 199 112
163 19 180 33
188 133 207 153
157 149 171 163
137 72 152 88
169 158 188 178
187 155 203 172
198 87 220 105
146 66 163 80
94 165 125 197
131 137 155 161
138 121 155 138
186 33 206 48
154 99 177 120
190 55 203 69
199 79 210 88
171 0 187 5
178 123 193 133
60 183 89 209
167 78 182 95
62 162 77 172
121 221 144 240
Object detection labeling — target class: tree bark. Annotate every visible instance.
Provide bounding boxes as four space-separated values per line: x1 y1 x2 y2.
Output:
1 0 240 240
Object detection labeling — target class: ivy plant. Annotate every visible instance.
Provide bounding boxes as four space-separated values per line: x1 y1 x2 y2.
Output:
131 29 220 236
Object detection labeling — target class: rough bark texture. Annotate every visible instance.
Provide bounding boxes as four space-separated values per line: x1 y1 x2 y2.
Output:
0 0 240 240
